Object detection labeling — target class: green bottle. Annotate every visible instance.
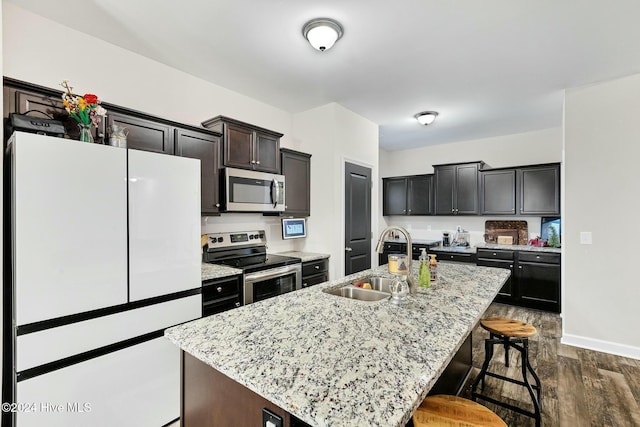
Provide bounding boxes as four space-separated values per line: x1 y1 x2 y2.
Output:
418 248 431 288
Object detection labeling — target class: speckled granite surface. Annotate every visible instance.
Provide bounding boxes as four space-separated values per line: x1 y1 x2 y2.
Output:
430 244 561 254
384 238 442 246
167 263 509 427
201 263 242 281
430 245 477 254
276 251 331 263
476 243 561 253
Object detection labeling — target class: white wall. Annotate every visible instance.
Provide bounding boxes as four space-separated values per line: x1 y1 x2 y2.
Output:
378 128 563 247
563 73 640 359
293 103 379 279
2 3 379 278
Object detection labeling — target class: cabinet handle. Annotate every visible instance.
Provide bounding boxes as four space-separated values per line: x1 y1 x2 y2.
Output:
215 203 220 208
451 209 455 212
493 252 497 256
303 282 308 287
235 302 241 307
510 264 513 268
251 160 256 164
256 161 261 165
403 209 406 213
408 209 412 213
314 265 320 269
536 255 541 259
450 255 454 259
518 266 522 269
217 286 223 293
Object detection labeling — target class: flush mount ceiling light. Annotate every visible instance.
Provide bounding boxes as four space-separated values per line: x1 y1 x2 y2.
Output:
414 111 439 126
302 18 344 51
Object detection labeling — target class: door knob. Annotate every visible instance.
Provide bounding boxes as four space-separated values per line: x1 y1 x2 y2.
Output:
345 247 353 252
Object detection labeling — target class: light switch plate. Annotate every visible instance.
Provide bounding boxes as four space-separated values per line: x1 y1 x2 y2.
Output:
580 232 593 244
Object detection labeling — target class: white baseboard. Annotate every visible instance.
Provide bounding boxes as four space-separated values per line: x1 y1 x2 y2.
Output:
561 334 640 360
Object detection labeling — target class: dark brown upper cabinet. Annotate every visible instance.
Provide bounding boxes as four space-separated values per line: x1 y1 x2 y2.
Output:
202 116 282 174
434 162 485 215
382 174 433 216
280 148 311 217
4 86 104 143
480 169 517 215
518 164 560 215
107 112 174 155
175 128 222 215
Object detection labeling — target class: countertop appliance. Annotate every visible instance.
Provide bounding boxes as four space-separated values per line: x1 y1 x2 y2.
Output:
203 230 302 305
222 167 285 212
442 232 451 247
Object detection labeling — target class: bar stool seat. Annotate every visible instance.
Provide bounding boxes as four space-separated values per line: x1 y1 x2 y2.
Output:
471 317 542 427
412 395 506 427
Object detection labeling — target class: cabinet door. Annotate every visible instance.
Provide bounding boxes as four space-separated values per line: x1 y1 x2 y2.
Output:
383 177 408 215
476 258 515 301
455 163 479 214
128 150 201 301
224 123 253 168
254 131 280 173
434 166 455 214
17 337 180 427
175 128 221 215
480 169 516 215
518 262 560 312
281 149 311 216
407 175 433 215
518 165 560 215
107 112 174 154
12 133 128 325
11 88 105 142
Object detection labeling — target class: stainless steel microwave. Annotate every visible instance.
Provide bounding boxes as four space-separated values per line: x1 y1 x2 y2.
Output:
222 167 285 212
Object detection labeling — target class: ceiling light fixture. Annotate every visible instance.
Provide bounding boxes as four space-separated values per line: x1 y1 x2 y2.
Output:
302 18 344 51
414 111 439 126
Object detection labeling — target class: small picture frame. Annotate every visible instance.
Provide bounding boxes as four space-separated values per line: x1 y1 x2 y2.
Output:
282 218 306 239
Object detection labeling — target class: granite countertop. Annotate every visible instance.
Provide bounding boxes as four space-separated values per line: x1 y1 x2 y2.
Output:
276 251 331 263
383 238 442 246
476 243 561 253
429 244 561 254
430 245 477 254
167 263 509 427
201 263 242 281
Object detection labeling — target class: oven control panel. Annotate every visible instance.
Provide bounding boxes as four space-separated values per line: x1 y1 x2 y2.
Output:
206 230 266 249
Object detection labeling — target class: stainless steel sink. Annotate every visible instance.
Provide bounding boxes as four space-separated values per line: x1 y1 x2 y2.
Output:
324 286 389 302
323 276 394 302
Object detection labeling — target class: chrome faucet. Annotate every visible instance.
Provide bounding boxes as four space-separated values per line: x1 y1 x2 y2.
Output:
375 226 416 295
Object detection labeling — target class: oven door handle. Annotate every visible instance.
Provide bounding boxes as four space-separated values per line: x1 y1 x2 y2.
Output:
244 265 299 283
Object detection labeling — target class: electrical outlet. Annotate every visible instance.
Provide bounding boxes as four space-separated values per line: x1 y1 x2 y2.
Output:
262 408 283 427
580 232 592 245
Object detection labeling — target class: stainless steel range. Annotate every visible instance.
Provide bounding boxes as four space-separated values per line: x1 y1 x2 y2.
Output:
203 230 302 305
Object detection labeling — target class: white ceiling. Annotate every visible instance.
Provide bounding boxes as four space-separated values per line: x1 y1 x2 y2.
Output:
9 0 640 150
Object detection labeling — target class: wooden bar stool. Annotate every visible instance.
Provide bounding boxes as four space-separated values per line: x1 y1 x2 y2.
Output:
471 317 542 427
412 395 506 426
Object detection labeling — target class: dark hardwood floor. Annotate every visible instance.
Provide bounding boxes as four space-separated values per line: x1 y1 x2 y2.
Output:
460 303 640 426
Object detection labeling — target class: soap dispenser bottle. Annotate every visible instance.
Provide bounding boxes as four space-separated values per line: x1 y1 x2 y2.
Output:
418 248 430 289
428 254 438 282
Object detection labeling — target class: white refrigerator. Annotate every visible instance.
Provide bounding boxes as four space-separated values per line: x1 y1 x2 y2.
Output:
5 132 202 427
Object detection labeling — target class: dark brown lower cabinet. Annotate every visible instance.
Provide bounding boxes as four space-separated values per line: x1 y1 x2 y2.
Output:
517 252 561 312
476 249 560 313
301 258 329 288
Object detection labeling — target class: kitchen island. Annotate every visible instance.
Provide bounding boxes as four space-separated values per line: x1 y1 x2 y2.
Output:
165 262 510 427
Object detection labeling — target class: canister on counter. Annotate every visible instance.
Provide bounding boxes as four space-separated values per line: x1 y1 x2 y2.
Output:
388 254 409 275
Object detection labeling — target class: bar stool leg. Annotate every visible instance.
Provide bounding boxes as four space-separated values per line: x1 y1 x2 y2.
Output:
472 337 495 396
524 339 543 410
520 339 541 427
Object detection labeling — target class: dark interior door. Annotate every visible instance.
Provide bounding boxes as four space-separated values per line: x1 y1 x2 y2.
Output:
345 162 371 275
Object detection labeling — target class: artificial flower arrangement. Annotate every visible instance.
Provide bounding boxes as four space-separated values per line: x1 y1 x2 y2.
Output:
60 80 106 141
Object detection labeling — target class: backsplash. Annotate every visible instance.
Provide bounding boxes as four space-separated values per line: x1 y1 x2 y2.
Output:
201 214 304 253
383 216 544 246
